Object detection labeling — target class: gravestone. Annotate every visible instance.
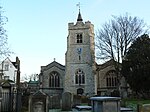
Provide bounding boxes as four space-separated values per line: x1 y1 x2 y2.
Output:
62 92 72 111
33 101 44 112
28 90 49 112
72 95 82 108
140 104 150 112
0 98 1 111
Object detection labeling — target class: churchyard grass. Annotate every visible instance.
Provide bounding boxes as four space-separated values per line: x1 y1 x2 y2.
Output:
122 99 150 112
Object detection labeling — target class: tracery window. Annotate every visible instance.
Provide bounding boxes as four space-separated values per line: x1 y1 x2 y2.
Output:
49 71 60 87
76 34 82 43
75 69 85 85
106 70 117 87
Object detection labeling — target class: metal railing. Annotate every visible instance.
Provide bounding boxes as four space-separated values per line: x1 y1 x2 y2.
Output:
0 92 22 112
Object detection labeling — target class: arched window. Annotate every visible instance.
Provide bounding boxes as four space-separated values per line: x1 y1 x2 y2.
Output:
49 71 60 87
75 69 85 85
106 70 117 87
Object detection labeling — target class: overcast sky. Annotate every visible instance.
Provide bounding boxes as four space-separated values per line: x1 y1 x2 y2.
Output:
1 0 150 80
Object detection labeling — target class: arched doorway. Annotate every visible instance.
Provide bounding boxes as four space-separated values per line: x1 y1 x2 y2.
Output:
77 88 84 95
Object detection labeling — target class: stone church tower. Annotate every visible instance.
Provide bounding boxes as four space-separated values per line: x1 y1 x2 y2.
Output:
64 11 96 96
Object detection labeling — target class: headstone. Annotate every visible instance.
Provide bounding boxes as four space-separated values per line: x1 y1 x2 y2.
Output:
33 101 44 112
49 95 61 109
140 104 150 112
62 92 72 111
0 98 2 111
72 95 82 107
28 90 49 112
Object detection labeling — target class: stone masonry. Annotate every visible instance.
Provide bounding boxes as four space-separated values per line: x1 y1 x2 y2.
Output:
64 12 96 96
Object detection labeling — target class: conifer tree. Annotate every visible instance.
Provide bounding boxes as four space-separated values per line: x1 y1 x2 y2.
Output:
122 34 150 98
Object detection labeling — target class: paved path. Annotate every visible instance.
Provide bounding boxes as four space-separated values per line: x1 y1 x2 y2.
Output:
49 109 91 112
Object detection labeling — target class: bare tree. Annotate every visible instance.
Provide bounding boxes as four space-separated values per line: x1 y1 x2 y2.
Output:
22 74 29 82
0 6 12 59
22 73 39 82
96 13 148 64
96 13 149 94
29 73 39 81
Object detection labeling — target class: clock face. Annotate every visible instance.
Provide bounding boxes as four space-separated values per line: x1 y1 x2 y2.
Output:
77 48 82 54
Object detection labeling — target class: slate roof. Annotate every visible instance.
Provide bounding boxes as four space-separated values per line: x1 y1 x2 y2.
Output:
41 60 65 72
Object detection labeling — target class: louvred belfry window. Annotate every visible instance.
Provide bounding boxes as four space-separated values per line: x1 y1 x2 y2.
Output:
77 34 82 43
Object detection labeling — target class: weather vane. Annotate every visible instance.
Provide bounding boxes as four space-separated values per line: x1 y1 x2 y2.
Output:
76 2 81 11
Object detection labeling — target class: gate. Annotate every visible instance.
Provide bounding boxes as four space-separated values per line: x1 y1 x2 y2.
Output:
0 92 22 112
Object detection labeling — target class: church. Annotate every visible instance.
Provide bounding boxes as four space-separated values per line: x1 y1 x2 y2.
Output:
39 11 128 99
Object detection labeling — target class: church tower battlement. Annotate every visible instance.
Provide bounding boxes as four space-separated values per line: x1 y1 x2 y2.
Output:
65 11 96 96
